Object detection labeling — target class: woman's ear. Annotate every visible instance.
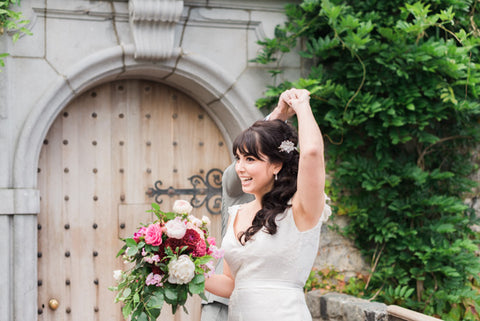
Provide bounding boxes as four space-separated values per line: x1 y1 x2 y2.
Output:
272 162 283 175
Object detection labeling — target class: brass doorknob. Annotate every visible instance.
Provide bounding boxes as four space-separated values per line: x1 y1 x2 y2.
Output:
48 298 59 310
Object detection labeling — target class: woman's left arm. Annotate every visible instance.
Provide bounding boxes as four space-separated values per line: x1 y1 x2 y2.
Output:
284 89 326 230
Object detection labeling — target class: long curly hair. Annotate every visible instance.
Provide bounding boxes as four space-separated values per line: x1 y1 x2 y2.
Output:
232 119 299 245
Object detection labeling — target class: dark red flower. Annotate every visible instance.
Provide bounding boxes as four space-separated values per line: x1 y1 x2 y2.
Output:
151 265 162 275
193 240 206 257
183 229 202 248
165 237 188 254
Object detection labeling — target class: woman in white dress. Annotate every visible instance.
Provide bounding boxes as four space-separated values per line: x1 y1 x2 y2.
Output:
205 88 331 321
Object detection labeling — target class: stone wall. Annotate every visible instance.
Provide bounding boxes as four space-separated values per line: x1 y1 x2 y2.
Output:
316 215 369 277
306 292 443 321
307 292 388 321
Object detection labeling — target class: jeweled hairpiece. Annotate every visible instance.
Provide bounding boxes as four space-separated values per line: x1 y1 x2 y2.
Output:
278 140 297 153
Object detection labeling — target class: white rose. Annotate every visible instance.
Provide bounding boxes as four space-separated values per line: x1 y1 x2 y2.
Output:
165 217 187 239
167 255 195 284
113 270 123 281
201 216 211 227
173 200 193 214
188 215 203 227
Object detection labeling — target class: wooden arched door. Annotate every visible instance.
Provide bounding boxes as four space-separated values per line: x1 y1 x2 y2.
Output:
37 80 231 320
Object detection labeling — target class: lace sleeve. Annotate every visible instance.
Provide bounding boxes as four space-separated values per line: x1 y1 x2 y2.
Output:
319 194 332 223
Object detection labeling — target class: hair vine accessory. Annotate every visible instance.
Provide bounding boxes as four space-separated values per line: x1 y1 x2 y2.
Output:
278 140 297 153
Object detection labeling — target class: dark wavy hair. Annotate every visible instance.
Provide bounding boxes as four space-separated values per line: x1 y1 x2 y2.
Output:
232 119 299 245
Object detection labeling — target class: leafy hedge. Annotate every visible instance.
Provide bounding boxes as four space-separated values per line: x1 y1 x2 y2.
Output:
253 0 480 319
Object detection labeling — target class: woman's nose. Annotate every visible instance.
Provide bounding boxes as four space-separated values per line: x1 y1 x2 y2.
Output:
235 159 244 172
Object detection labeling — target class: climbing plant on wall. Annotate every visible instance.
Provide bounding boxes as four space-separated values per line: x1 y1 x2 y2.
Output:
0 0 31 68
254 0 480 320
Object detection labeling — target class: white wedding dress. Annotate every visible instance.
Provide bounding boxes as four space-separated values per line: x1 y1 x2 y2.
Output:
222 202 331 321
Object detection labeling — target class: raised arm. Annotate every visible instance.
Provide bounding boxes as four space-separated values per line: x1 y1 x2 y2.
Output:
268 94 296 121
283 89 326 230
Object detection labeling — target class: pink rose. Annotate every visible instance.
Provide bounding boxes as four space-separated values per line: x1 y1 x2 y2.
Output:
165 217 187 239
207 237 216 246
144 224 163 246
202 260 215 278
173 200 193 214
133 226 147 243
208 245 224 259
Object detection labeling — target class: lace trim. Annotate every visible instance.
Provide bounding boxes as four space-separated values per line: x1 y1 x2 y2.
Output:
319 194 332 223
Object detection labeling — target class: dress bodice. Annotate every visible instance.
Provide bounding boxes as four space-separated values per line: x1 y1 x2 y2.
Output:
223 205 327 289
221 203 331 321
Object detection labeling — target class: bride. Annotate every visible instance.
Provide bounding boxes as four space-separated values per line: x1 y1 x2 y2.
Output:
205 88 331 321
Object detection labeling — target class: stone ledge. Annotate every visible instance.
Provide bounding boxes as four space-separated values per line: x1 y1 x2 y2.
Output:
307 291 388 321
307 291 444 321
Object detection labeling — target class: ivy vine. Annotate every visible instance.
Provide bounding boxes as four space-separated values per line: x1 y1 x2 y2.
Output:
254 1 480 320
0 0 31 69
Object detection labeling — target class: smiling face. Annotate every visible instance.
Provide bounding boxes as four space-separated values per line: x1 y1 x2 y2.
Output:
234 149 281 199
232 121 293 200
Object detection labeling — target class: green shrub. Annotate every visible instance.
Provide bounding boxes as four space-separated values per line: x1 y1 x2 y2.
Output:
254 1 480 319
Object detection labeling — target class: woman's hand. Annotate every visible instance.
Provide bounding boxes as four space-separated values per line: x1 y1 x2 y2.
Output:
269 92 297 121
281 88 311 113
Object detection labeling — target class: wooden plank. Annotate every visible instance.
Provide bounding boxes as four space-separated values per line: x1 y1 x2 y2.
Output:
65 92 96 320
110 80 131 319
387 305 444 321
37 115 65 321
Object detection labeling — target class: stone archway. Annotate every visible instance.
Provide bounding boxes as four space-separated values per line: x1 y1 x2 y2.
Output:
12 45 262 321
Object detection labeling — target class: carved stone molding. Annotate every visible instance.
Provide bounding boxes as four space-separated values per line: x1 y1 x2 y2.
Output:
129 0 184 61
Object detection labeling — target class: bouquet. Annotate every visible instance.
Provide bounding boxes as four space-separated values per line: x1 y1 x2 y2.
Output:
110 200 224 321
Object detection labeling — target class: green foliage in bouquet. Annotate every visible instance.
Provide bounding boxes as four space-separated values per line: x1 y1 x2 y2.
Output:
0 0 32 69
110 201 223 321
253 0 480 320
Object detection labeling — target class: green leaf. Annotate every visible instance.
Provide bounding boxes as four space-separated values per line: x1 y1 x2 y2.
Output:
164 212 177 221
178 285 188 305
435 224 455 233
122 287 132 299
151 202 160 211
122 302 133 319
149 308 161 320
164 287 178 303
189 275 205 294
147 291 164 309
137 312 149 321
199 292 208 301
194 256 213 266
125 238 138 248
192 273 205 285
127 246 139 256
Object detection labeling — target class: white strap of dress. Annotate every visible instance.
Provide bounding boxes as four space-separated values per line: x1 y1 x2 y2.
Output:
227 205 241 227
319 194 332 223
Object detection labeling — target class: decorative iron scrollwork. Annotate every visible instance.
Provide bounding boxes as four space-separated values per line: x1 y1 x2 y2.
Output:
146 168 223 215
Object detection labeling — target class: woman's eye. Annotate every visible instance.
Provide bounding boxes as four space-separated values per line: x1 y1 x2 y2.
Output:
246 157 256 162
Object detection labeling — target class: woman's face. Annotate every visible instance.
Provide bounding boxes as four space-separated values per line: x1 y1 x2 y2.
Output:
234 149 281 198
